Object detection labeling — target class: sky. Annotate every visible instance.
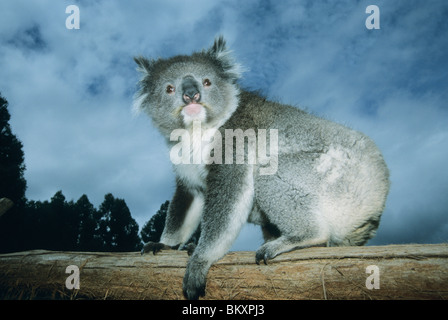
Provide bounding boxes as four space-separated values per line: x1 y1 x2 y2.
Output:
0 0 447 251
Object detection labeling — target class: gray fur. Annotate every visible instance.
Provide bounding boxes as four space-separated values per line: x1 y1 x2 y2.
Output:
134 36 390 300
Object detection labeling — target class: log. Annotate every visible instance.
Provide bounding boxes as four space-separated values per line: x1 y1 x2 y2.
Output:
0 244 447 300
0 198 14 218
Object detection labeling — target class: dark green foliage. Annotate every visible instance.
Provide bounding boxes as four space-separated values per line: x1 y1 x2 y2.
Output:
0 93 27 252
0 94 27 206
76 194 102 251
97 193 141 252
0 190 144 253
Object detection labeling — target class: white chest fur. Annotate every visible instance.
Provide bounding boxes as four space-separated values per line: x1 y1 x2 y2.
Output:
172 122 219 190
175 162 208 190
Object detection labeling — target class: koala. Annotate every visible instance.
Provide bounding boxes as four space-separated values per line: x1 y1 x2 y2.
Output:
133 36 390 300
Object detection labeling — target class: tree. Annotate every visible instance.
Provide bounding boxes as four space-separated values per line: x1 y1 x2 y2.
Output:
0 94 27 205
21 199 47 251
97 193 141 252
29 191 80 251
75 194 101 251
140 200 169 243
0 94 27 253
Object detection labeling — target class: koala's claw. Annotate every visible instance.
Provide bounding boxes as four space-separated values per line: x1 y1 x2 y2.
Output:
255 245 276 265
141 242 170 255
255 252 268 265
183 282 206 300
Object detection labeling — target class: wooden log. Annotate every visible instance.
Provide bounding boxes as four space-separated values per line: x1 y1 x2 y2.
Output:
0 198 14 218
0 244 447 300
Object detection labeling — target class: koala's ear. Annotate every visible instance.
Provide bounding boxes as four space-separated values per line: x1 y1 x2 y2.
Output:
208 35 228 57
134 56 154 75
207 36 243 82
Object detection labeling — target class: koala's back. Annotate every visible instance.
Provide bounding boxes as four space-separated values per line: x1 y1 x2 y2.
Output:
228 90 390 246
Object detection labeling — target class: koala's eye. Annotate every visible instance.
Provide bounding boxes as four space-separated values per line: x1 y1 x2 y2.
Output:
203 79 212 87
166 85 175 94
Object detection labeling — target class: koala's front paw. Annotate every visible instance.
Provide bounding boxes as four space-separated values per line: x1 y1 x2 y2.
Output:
182 259 208 300
255 243 277 265
141 242 171 255
183 274 206 300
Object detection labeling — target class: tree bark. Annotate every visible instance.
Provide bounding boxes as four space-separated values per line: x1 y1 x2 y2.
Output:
0 198 13 218
0 244 447 300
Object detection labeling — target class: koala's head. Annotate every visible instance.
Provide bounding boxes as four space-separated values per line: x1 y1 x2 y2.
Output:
133 36 242 138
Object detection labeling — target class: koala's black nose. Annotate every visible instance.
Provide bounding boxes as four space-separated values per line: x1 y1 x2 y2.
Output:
182 77 201 103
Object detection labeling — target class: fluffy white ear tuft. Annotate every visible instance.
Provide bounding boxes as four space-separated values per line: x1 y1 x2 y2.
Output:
207 36 244 81
132 92 148 116
133 56 154 116
134 56 154 74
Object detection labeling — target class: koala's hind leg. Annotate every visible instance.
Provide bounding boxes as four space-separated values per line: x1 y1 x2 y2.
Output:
254 160 329 264
254 198 329 264
255 235 328 265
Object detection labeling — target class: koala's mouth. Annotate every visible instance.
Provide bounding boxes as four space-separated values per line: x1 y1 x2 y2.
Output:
183 103 203 116
175 103 209 126
172 103 211 127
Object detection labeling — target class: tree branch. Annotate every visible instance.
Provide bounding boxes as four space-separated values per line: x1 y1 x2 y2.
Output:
0 198 13 218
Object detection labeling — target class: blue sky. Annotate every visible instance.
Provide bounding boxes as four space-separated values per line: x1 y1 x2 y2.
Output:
0 0 447 250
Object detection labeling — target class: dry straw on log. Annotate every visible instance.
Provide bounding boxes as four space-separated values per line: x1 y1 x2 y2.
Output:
0 244 447 300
